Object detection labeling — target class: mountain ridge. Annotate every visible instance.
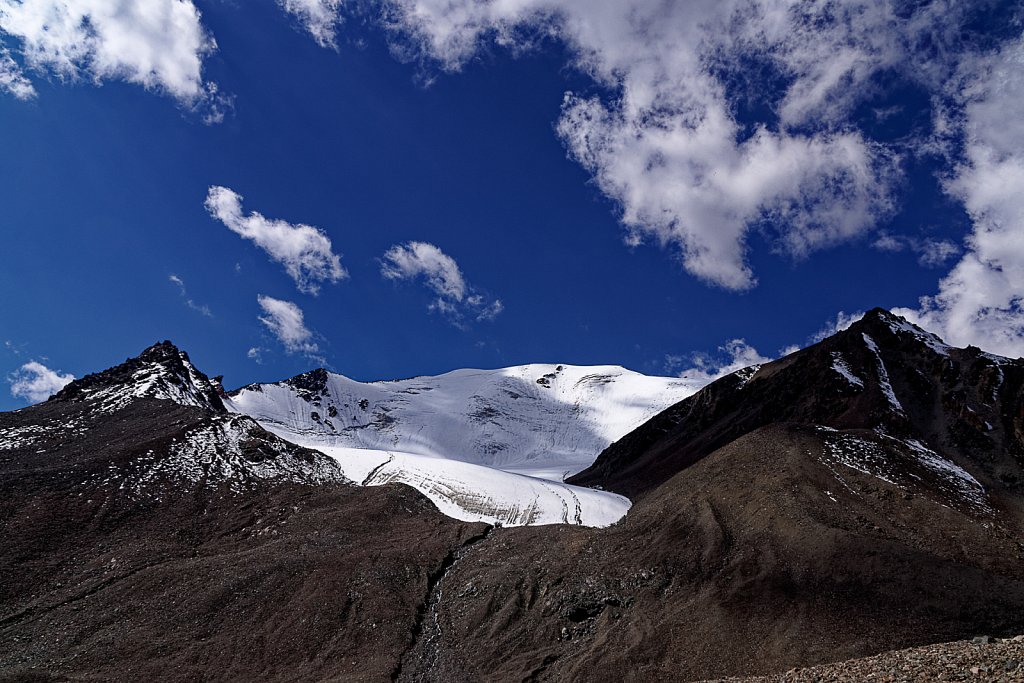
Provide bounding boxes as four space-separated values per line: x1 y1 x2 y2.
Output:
3 308 1024 681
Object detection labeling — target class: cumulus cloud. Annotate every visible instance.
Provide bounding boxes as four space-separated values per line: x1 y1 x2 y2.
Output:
168 274 212 317
283 1 1024 353
666 339 771 392
257 294 321 357
333 0 966 289
8 360 74 403
279 0 342 47
381 241 502 322
0 0 220 110
206 186 347 295
894 35 1024 357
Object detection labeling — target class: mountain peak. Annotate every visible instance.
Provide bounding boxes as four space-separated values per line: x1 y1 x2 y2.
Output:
52 341 226 413
137 339 184 360
846 307 951 357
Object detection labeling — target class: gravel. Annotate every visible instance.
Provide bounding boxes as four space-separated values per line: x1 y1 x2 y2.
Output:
701 636 1024 682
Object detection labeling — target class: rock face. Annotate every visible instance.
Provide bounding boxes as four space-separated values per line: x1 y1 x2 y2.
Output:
3 315 1024 682
51 340 228 413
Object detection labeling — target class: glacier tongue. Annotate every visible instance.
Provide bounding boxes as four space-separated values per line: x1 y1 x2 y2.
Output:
229 363 696 527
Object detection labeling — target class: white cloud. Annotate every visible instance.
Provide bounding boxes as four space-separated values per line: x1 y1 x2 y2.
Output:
666 339 771 392
894 34 1024 357
206 186 348 295
381 241 502 322
341 0 963 289
288 2 1024 354
257 294 320 357
168 273 212 317
810 310 865 344
916 240 961 269
0 0 218 108
871 233 960 268
9 360 74 403
279 0 342 48
0 45 34 99
246 346 264 364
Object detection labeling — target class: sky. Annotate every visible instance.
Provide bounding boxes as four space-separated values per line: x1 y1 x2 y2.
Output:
1 0 1023 409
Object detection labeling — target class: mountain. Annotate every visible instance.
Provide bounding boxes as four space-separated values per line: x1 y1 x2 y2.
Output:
227 363 696 526
406 309 1024 680
570 307 1024 502
0 341 484 681
3 311 1024 682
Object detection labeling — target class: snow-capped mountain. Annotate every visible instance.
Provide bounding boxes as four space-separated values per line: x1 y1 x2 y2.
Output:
52 340 227 414
5 341 348 493
228 364 697 526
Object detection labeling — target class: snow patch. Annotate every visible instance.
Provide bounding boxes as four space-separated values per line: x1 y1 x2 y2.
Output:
816 427 990 514
85 414 347 496
830 352 864 388
862 334 904 413
884 318 951 356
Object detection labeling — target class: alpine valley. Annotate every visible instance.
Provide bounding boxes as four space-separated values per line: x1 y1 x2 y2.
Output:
2 309 1024 681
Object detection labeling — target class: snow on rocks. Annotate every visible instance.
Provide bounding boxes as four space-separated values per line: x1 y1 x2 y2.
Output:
861 334 904 414
830 352 864 389
229 363 694 527
52 341 226 416
881 316 951 356
86 414 347 497
815 427 990 514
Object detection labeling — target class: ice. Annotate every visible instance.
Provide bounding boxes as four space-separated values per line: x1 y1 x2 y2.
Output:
230 363 698 527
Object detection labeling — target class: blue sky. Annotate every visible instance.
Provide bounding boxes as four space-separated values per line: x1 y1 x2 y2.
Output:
2 0 1023 409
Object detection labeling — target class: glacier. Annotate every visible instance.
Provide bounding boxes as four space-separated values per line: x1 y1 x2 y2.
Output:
228 363 697 527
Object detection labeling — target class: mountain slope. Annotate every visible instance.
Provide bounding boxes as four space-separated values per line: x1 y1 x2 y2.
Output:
0 342 483 681
570 308 1024 504
397 309 1024 681
5 313 1024 682
228 363 696 526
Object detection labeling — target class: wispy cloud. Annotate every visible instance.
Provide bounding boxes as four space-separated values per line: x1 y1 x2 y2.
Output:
257 294 321 359
168 274 212 317
206 186 347 295
0 0 224 116
278 0 342 48
381 241 502 323
8 360 74 404
0 45 34 99
872 234 960 268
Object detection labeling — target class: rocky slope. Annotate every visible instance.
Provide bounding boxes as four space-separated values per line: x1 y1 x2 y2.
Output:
0 343 482 681
404 310 1024 681
701 636 1024 682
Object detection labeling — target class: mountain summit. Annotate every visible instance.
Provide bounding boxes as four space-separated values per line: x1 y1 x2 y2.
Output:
570 307 1023 503
51 340 228 413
